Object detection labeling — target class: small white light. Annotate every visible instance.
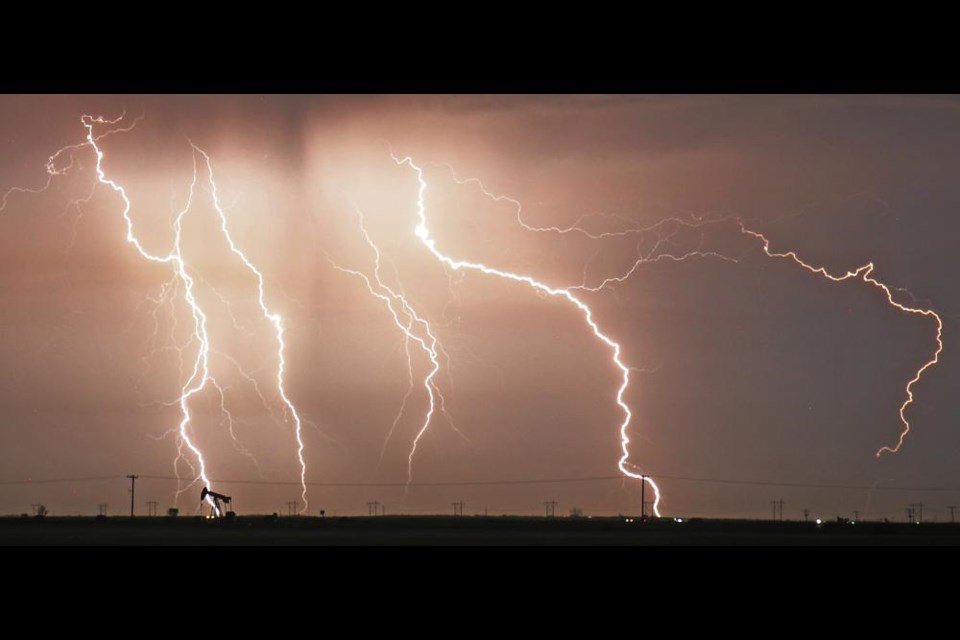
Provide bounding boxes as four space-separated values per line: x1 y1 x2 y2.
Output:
815 518 822 525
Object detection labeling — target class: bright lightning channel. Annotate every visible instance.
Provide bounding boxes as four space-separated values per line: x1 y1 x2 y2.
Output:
393 154 665 517
191 146 310 512
736 221 944 457
7 114 314 514
83 114 218 512
0 114 142 215
465 174 944 457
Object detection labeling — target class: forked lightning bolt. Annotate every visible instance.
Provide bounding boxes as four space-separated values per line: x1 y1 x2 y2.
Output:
0 113 142 215
192 146 310 512
450 163 944 457
4 109 943 518
328 207 460 485
452 166 944 458
84 114 218 511
397 156 944 516
5 114 313 514
393 154 665 516
736 222 943 457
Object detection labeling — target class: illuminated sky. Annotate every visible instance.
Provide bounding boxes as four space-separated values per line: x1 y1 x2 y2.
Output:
1 94 957 520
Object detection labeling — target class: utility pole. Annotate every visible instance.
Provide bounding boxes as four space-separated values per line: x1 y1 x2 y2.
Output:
854 510 859 522
770 500 784 521
366 501 379 516
545 500 558 518
98 503 108 516
909 503 924 523
452 501 464 516
948 505 956 524
803 508 810 522
147 501 158 517
286 501 298 516
126 475 138 518
640 475 646 519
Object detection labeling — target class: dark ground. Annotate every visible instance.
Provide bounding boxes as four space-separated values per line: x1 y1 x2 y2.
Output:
2 515 959 545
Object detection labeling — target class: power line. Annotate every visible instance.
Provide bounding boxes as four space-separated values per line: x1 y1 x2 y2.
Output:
5 472 960 493
137 474 626 487
142 474 960 492
126 475 138 518
0 475 124 485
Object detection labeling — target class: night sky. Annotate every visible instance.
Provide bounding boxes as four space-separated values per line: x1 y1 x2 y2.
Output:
0 94 957 520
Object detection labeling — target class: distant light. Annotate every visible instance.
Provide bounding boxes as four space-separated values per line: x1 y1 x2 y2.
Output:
625 518 633 523
674 517 684 523
815 518 822 525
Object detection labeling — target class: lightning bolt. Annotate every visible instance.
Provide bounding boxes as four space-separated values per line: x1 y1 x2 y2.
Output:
191 145 310 513
7 108 940 519
458 168 944 459
476 178 944 457
737 222 944 457
436 161 943 458
4 112 317 515
14 114 316 515
436 162 727 242
392 154 665 517
1 113 142 215
83 114 219 512
209 375 265 475
328 206 462 485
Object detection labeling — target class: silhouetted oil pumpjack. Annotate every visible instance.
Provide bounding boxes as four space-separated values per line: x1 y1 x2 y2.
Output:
200 486 231 517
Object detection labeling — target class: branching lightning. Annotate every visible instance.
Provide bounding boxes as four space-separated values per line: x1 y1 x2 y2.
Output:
457 163 945 458
393 154 665 516
84 114 218 511
498 180 944 456
1 114 142 216
3 105 944 518
192 146 310 512
396 156 945 516
4 113 315 515
327 206 462 485
736 222 944 457
496 178 945 458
